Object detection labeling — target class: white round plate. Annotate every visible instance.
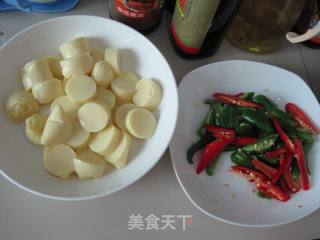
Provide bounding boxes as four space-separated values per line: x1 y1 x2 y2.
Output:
169 60 320 227
0 16 178 200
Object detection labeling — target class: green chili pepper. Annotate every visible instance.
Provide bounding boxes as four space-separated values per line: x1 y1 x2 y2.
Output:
187 134 215 164
242 109 274 134
291 161 300 180
206 159 218 176
258 132 270 138
206 165 214 176
231 149 254 168
235 122 256 137
254 95 278 108
197 105 215 136
268 109 295 126
257 154 279 167
224 145 239 152
279 119 314 143
257 192 272 199
240 92 255 100
254 95 296 126
219 104 238 128
297 129 314 144
212 102 224 126
237 106 255 112
204 99 217 105
242 134 279 153
303 139 314 175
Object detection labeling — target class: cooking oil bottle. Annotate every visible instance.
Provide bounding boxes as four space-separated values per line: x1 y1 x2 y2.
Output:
227 0 308 53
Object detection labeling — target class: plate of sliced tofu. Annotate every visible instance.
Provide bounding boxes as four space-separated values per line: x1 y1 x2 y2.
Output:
0 15 178 200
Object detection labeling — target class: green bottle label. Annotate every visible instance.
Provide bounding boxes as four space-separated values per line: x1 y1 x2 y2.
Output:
171 0 221 54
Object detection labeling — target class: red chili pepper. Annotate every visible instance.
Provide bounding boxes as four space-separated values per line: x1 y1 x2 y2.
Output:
282 168 301 193
285 103 318 134
280 177 290 194
234 92 244 97
271 118 295 154
232 137 257 146
206 125 235 140
255 177 291 202
231 165 267 181
256 185 272 197
231 165 290 202
271 154 292 184
294 139 310 190
252 159 277 179
196 138 233 174
213 93 263 109
265 146 287 158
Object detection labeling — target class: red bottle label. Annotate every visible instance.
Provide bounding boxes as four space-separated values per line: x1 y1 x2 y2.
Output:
309 14 320 44
115 0 159 19
170 0 221 54
170 21 200 54
177 0 186 18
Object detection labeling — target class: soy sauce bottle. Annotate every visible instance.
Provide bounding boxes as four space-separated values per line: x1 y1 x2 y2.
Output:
170 0 242 59
109 0 165 32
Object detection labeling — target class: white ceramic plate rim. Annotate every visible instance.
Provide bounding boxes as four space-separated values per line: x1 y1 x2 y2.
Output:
170 60 320 227
0 15 179 201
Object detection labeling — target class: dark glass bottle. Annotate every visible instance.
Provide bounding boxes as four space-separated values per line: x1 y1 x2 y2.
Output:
109 0 165 32
293 0 320 49
165 0 176 12
170 0 243 59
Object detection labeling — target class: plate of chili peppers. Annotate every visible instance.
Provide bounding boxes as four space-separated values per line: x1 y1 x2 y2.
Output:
169 60 320 227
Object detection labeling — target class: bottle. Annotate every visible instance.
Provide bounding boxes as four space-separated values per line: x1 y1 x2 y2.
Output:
169 0 242 59
227 0 308 53
289 0 320 49
109 0 165 32
165 0 176 12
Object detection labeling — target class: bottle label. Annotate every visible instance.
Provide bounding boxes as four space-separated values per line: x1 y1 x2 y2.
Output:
176 0 186 19
171 0 221 54
115 0 159 19
309 11 320 44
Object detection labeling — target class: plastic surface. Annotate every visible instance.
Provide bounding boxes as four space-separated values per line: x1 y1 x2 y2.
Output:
0 0 79 12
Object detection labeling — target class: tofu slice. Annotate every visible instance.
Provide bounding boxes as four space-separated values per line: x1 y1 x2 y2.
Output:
104 48 120 74
105 131 131 169
111 72 138 104
91 60 114 88
73 149 106 179
5 90 40 123
96 87 116 110
67 121 90 150
44 144 76 179
25 113 48 145
90 48 105 63
78 101 111 133
62 78 69 90
41 105 74 145
125 108 156 139
89 124 122 156
50 96 80 120
46 56 64 80
65 75 97 104
114 103 136 130
32 79 64 104
59 37 91 59
22 58 54 90
60 53 94 78
133 79 162 111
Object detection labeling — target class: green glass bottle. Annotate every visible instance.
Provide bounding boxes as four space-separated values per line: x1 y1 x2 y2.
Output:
170 0 242 59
